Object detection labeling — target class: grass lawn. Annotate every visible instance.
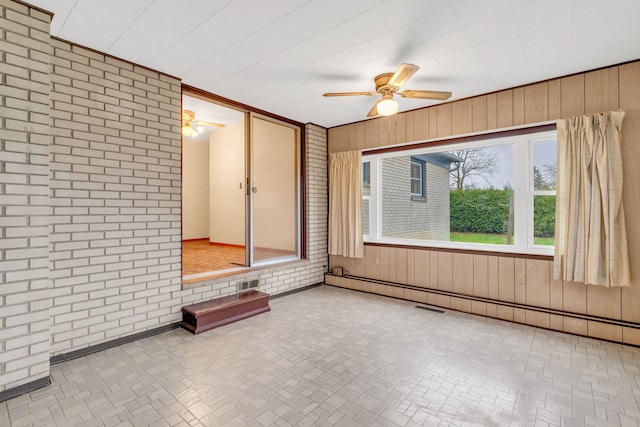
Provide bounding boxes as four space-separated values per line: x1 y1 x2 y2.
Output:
451 232 555 246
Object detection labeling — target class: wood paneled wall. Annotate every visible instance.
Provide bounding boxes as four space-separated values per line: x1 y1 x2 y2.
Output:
327 60 640 346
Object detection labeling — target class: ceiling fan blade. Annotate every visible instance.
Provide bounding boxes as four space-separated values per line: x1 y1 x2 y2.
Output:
194 120 225 128
367 101 379 117
387 63 419 88
400 89 452 100
323 91 377 97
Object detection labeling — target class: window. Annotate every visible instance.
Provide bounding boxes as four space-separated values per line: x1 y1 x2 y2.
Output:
410 158 425 198
362 129 557 254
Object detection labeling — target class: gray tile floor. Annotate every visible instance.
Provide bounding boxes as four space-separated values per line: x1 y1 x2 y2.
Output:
3 285 640 426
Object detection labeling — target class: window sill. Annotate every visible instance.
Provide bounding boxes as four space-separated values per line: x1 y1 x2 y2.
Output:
410 196 427 202
182 258 308 290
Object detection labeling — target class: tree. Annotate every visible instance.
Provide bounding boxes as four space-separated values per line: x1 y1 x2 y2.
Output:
533 166 545 189
533 164 556 190
449 148 499 190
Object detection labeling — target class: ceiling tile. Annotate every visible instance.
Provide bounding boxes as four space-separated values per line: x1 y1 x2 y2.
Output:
464 11 518 45
451 0 512 27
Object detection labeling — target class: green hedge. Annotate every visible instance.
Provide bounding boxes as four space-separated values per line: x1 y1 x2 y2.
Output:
450 189 555 237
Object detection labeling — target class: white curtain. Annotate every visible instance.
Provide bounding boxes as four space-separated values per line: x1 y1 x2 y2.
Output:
329 151 364 258
554 111 630 287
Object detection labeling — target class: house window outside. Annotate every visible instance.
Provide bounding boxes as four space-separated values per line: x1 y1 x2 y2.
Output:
410 159 424 198
363 129 557 255
362 161 370 236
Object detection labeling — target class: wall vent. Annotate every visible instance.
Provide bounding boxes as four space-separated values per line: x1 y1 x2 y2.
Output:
238 279 259 293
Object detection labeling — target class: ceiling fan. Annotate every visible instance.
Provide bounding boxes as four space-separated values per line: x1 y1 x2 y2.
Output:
181 110 225 137
323 63 452 118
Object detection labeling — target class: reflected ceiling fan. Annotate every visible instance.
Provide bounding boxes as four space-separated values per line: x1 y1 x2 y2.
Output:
323 63 452 117
181 110 225 137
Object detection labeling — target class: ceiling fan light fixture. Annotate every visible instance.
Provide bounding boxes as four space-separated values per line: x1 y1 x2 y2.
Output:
377 97 398 116
182 123 197 137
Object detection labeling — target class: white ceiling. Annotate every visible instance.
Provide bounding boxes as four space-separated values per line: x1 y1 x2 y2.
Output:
31 0 640 128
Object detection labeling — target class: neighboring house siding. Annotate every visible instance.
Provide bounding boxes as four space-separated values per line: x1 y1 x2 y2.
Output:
0 0 52 393
381 157 450 241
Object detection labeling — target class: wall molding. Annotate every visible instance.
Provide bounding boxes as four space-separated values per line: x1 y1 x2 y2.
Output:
0 376 50 403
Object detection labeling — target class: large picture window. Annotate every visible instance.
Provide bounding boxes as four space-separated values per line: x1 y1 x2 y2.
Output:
363 129 556 255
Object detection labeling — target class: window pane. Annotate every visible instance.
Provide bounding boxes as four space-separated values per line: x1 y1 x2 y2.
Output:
363 161 371 196
533 140 556 190
362 198 369 235
534 195 555 245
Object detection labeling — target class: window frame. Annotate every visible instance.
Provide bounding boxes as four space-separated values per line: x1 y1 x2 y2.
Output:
409 157 426 199
362 129 557 256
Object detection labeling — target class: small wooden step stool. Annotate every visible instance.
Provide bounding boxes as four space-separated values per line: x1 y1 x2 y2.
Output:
181 290 270 334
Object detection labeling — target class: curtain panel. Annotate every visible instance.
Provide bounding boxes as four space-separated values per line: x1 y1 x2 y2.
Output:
554 111 630 287
328 151 364 258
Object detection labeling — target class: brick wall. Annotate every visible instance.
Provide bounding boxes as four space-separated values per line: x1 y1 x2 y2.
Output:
0 0 52 392
48 38 183 355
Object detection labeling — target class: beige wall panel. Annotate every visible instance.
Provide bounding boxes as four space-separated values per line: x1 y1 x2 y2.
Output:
486 303 498 318
585 67 619 114
412 289 428 304
514 308 525 323
550 276 563 311
353 255 366 277
587 321 622 342
414 250 429 288
396 248 408 284
622 327 640 346
473 255 489 298
388 247 398 283
350 279 363 291
564 317 588 336
526 311 550 329
403 288 413 300
525 259 550 308
451 297 472 313
365 119 380 150
378 117 390 147
486 93 498 129
524 82 548 124
472 96 488 132
325 275 337 286
550 314 563 331
437 251 453 292
514 258 526 304
513 87 525 126
586 285 621 320
363 282 374 293
379 246 391 282
405 111 415 142
498 257 515 302
435 294 451 308
427 292 437 305
406 249 415 286
354 122 365 151
365 245 380 280
563 281 587 314
619 62 640 322
337 126 350 152
394 113 407 144
329 254 339 268
428 108 438 139
560 74 585 117
429 251 439 288
413 109 429 141
548 79 562 120
496 306 514 321
497 90 514 128
487 256 499 299
436 103 452 138
393 286 404 299
328 127 339 153
451 99 473 135
452 253 474 295
471 301 487 316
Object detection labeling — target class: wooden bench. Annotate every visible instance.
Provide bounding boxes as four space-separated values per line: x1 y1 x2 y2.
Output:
181 290 270 334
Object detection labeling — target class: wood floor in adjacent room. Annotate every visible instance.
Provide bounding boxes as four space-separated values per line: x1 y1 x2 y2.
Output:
4 285 640 426
182 239 295 275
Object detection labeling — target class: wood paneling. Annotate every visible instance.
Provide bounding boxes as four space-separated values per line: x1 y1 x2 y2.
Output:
414 250 429 288
388 247 397 283
487 256 499 300
584 67 619 114
354 122 365 151
563 281 587 314
526 259 550 308
619 61 640 323
472 96 488 132
451 99 472 135
497 90 513 128
452 253 474 296
406 249 415 286
548 79 562 120
586 285 621 320
486 93 497 129
436 103 452 137
473 255 489 298
364 119 379 150
395 113 406 144
514 258 526 304
364 245 379 280
412 109 428 141
396 248 407 285
560 74 585 117
524 82 548 124
378 246 390 282
428 108 437 139
437 251 453 292
498 257 514 302
513 87 525 126
328 127 339 153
